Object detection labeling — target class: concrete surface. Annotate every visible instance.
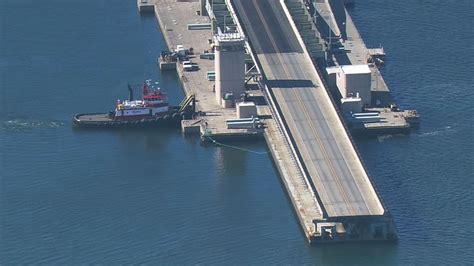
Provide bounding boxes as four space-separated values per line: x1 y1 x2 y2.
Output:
154 0 261 139
233 0 385 218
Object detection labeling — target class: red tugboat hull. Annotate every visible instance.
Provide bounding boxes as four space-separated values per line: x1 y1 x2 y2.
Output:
73 108 190 129
72 80 195 129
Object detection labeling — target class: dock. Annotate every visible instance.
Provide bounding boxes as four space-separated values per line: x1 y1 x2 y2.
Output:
367 47 385 57
261 0 418 136
144 0 400 243
313 0 404 105
154 0 263 142
137 0 155 13
334 5 391 102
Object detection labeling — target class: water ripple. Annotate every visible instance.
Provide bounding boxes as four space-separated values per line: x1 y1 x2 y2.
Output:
0 119 66 132
416 125 458 138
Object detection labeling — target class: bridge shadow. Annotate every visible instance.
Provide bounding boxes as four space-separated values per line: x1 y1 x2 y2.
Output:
266 79 314 88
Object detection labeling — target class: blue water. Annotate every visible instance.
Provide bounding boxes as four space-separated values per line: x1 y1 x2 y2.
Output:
1 0 472 264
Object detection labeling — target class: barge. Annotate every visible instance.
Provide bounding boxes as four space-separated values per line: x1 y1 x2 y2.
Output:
345 107 420 137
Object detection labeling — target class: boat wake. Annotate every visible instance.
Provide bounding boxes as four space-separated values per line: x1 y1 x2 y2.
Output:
1 119 65 131
417 125 455 138
377 134 394 142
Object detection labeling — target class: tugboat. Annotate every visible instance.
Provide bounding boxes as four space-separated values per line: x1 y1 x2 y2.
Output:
73 80 194 128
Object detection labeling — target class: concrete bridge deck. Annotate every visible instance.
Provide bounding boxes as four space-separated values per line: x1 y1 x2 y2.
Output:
232 0 385 219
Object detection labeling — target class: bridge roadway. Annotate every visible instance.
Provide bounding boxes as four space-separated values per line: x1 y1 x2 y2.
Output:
232 0 384 218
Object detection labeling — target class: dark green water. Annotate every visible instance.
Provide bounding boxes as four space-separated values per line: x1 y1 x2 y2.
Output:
1 0 472 264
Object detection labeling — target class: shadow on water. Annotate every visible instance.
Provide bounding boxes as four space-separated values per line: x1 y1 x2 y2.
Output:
138 12 155 19
353 132 412 144
307 241 398 264
72 126 181 150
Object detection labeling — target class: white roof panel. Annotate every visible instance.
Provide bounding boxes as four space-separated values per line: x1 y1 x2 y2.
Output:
341 64 371 74
341 97 362 103
326 66 342 75
238 101 256 107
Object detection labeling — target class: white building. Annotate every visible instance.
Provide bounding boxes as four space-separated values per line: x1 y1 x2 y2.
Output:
236 101 257 118
334 64 372 106
340 94 363 115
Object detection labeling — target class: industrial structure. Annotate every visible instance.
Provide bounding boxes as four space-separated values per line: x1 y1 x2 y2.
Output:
334 64 372 107
213 34 246 106
229 0 397 242
145 0 421 243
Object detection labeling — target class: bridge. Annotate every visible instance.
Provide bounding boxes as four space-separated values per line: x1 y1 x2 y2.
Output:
226 0 397 242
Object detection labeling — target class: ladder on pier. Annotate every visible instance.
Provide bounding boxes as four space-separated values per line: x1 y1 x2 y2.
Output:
178 93 196 113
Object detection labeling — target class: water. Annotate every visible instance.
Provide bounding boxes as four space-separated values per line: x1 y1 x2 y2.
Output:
1 0 472 264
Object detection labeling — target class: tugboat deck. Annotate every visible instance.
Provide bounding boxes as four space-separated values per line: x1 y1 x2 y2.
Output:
76 113 114 122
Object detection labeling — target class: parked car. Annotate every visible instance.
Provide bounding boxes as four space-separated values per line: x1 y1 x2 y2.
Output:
183 61 198 71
